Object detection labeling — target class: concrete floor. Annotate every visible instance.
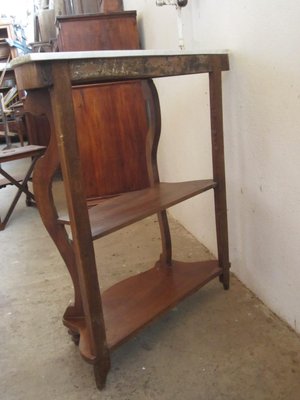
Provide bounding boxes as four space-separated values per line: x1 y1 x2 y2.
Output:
1 156 300 400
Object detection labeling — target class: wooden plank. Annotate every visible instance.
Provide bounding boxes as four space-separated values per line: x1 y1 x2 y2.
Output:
58 180 217 239
64 259 221 351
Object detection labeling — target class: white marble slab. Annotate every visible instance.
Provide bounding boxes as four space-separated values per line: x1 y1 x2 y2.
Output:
11 49 228 68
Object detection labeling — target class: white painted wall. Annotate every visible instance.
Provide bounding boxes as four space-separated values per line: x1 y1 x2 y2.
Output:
124 0 300 334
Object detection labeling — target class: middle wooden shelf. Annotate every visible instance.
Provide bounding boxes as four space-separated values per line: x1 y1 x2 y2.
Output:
58 179 216 240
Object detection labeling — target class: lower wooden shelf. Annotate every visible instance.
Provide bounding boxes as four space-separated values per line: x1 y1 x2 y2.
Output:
64 259 221 361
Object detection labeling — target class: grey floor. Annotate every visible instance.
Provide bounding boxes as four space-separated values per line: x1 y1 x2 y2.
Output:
1 156 300 400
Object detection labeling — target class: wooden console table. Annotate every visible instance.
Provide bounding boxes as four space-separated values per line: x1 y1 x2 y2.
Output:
12 50 230 389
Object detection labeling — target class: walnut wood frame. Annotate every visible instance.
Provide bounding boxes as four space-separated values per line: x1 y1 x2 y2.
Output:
12 51 230 389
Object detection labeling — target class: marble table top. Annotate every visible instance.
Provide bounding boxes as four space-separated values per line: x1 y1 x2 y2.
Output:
11 49 228 67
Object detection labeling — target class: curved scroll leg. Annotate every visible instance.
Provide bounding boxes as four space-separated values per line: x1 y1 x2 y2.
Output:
25 91 84 329
140 80 174 267
32 135 85 327
33 144 84 316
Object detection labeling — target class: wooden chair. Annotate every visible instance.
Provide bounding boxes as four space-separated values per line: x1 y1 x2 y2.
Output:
0 145 46 230
0 90 25 147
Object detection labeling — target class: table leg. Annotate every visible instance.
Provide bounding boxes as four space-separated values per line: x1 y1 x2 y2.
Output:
209 69 231 290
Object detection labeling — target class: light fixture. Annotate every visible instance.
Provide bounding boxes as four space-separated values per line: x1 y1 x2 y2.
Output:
156 0 188 6
156 0 189 50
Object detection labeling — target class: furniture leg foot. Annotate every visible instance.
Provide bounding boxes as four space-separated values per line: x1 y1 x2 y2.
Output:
219 267 230 290
25 183 34 207
26 197 33 207
67 329 80 345
93 359 110 391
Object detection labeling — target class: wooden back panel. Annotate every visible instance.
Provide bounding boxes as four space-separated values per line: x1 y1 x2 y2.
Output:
56 11 160 198
73 80 155 197
26 9 161 198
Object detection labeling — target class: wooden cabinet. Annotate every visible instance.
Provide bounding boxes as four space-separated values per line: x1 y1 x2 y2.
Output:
56 12 140 51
